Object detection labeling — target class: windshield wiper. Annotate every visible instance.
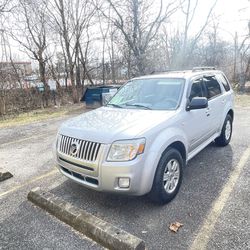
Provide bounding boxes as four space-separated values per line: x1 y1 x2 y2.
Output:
125 103 152 110
107 103 123 108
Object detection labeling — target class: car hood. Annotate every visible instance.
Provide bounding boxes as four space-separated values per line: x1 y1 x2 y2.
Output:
59 107 176 144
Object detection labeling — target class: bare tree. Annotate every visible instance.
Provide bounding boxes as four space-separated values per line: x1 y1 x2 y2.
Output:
177 0 218 68
10 0 51 107
47 0 94 103
97 5 111 84
237 26 250 89
108 28 116 83
99 0 179 75
0 0 12 14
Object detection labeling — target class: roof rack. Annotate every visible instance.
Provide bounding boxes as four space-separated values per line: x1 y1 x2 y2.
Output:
150 70 187 75
150 70 172 74
192 67 216 72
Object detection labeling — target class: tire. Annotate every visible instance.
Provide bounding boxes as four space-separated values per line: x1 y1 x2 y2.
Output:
149 148 183 204
215 114 233 146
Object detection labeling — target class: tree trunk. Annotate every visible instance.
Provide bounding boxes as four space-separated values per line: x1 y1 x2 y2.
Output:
127 48 131 79
135 53 145 75
75 41 81 86
0 93 6 115
51 63 62 105
233 32 238 82
110 32 116 84
59 0 78 103
79 45 94 85
65 40 78 102
102 39 105 85
76 60 81 86
69 66 78 103
38 57 50 107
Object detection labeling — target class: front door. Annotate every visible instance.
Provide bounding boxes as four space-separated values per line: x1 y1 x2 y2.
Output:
183 77 211 153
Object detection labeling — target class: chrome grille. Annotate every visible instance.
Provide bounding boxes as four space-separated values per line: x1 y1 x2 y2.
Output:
58 135 101 162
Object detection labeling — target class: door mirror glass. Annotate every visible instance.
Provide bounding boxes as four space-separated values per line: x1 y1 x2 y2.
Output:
186 97 208 111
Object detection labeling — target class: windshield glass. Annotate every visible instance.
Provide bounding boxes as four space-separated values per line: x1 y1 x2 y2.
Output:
108 78 185 110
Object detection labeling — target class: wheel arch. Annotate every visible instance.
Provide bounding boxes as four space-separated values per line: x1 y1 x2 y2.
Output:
139 129 188 195
164 141 187 165
227 109 234 121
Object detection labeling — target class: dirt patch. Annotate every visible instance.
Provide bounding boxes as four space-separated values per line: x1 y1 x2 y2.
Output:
234 94 250 107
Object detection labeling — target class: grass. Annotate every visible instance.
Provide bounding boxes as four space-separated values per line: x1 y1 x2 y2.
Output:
0 104 85 128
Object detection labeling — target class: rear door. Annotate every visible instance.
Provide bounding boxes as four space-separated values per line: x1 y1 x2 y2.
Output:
203 75 224 134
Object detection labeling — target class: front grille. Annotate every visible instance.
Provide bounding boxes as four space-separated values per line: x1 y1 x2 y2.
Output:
59 157 94 171
58 135 101 162
61 166 99 186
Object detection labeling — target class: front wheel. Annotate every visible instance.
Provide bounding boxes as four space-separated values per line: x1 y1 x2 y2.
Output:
215 114 233 146
149 148 183 204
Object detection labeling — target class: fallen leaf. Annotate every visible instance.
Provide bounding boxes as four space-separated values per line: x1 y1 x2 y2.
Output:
169 222 183 233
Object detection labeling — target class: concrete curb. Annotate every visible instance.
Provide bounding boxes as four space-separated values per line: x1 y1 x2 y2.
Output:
0 168 13 182
28 187 146 250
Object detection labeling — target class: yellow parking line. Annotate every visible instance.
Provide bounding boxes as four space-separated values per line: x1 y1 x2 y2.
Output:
190 147 250 250
0 133 55 147
0 135 40 147
0 169 58 199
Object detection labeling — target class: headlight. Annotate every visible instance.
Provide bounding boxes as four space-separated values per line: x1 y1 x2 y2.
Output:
107 138 146 162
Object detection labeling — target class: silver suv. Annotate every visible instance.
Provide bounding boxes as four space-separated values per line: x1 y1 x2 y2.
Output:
54 68 234 204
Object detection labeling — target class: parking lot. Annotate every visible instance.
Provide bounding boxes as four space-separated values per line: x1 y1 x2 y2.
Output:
0 105 249 250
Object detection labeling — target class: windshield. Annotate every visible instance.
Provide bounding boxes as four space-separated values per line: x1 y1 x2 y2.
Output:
108 78 185 110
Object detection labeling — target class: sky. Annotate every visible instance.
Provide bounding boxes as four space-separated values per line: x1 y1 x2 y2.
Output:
0 0 249 63
171 0 249 41
207 0 249 39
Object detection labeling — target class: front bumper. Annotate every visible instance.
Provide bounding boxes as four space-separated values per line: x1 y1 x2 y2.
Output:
55 145 148 196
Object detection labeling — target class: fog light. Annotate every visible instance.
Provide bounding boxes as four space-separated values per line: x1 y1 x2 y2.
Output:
118 177 130 188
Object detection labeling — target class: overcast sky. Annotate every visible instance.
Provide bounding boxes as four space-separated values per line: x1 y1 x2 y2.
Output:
207 0 249 38
1 0 249 62
171 0 249 40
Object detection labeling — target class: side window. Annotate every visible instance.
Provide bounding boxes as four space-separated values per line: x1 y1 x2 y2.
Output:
189 78 204 101
203 76 222 99
217 74 231 92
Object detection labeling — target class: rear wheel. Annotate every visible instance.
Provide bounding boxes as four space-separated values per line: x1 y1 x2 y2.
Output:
215 114 232 146
149 148 183 204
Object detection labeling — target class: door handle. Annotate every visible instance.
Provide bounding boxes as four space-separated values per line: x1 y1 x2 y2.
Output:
222 99 226 104
206 108 210 116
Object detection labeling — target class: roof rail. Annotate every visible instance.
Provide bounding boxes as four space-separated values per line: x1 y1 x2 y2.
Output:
150 70 172 74
192 67 216 72
150 69 188 75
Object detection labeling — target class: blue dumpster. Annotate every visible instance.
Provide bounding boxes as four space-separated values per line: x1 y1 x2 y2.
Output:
81 85 120 107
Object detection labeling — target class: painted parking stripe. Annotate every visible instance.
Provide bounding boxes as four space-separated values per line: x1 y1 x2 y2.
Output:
0 169 58 199
190 147 250 250
0 133 55 147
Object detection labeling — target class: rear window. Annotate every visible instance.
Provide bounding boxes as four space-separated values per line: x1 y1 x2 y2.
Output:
203 76 222 99
217 74 231 92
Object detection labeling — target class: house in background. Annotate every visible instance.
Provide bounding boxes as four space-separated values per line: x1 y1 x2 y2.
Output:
0 61 32 76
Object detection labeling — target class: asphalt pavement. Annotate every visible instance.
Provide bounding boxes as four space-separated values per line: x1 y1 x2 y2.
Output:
0 105 249 250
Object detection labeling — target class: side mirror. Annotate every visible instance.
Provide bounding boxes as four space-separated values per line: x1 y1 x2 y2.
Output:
186 97 208 111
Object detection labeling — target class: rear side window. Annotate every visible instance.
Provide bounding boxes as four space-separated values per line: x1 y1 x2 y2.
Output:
217 74 231 91
189 78 204 101
203 76 222 99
